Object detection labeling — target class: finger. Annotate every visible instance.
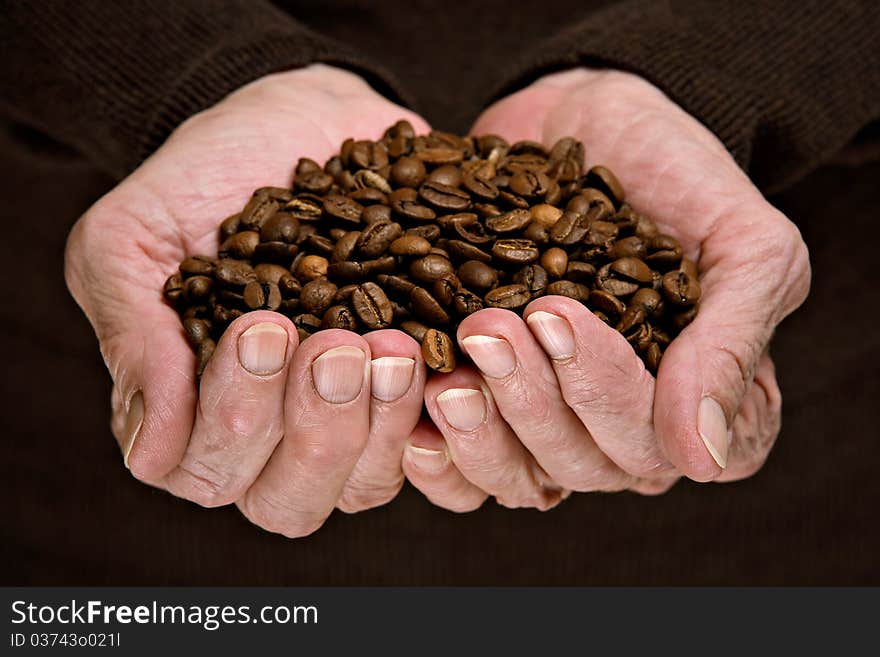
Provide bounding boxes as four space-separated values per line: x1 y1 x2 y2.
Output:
161 311 297 507
458 308 636 490
716 350 782 483
336 330 426 512
424 366 566 510
402 419 488 513
521 297 674 479
655 208 810 481
237 330 371 538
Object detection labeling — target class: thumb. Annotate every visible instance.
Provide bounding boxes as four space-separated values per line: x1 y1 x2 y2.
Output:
654 206 810 481
65 226 196 483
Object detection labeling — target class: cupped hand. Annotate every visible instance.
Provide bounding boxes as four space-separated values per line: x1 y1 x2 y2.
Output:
64 64 432 537
404 68 811 510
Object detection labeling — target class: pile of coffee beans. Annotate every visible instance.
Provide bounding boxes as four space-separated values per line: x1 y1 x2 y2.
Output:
163 121 700 376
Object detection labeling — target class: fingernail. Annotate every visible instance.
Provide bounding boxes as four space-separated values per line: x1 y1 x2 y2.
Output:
238 322 288 375
460 335 516 378
526 311 575 359
698 397 730 468
371 356 415 402
405 444 448 474
312 345 367 403
122 390 144 469
436 388 486 432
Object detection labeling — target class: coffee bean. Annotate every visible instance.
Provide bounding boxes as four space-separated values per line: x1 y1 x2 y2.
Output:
299 279 337 315
165 125 699 376
351 282 393 329
485 284 530 309
410 286 450 325
457 260 498 291
180 255 216 278
390 235 432 256
219 231 260 259
196 338 216 377
492 239 539 264
512 264 549 297
486 208 532 233
421 328 456 373
661 270 701 306
357 221 402 257
409 254 455 284
419 181 472 212
215 259 257 288
541 247 568 278
321 305 358 331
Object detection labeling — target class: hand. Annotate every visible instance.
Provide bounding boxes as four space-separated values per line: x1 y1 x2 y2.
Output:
404 68 811 510
64 65 431 537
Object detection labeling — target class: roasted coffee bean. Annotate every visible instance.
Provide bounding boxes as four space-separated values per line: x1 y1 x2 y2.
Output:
646 234 683 267
492 239 539 264
219 230 260 259
419 181 472 211
401 320 429 343
389 234 432 256
565 261 596 283
183 318 212 348
219 213 241 239
323 195 363 225
546 280 590 301
196 338 216 377
589 289 627 315
243 281 282 311
294 255 329 281
215 259 257 288
485 284 530 309
585 165 625 207
260 212 300 243
253 263 291 285
357 221 402 257
661 270 701 306
457 260 498 291
184 275 213 302
362 204 393 225
512 264 549 297
486 208 532 233
321 305 358 331
410 286 450 325
611 257 654 284
165 125 699 375
446 239 492 263
299 279 337 315
351 282 393 329
180 255 216 278
452 289 484 316
421 329 456 373
432 275 460 307
541 247 568 278
239 192 280 230
409 254 455 283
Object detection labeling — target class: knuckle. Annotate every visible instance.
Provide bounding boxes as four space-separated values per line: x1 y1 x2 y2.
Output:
239 490 326 539
174 456 239 508
337 478 403 513
555 459 628 493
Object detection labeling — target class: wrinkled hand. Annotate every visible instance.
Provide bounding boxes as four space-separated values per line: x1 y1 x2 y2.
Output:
65 65 432 537
404 69 811 511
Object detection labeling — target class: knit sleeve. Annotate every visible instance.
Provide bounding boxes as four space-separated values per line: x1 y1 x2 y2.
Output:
488 0 880 192
0 0 410 179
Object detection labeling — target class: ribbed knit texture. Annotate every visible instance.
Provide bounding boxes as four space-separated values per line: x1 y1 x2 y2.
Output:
2 1 880 190
0 0 409 179
489 0 880 192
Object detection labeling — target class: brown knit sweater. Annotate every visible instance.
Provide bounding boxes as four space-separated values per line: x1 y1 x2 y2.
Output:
2 1 879 191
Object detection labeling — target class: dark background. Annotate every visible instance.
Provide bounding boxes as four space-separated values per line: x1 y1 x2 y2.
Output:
2 0 879 584
2 121 877 585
